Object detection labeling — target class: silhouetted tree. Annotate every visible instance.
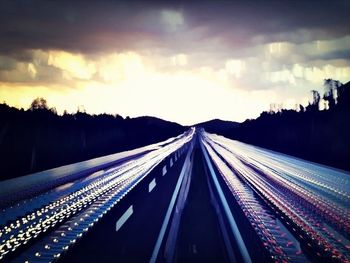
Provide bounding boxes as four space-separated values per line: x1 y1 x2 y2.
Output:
311 90 320 106
226 80 350 172
324 79 342 109
299 104 305 112
306 90 321 112
30 97 49 110
50 107 57 115
0 103 185 181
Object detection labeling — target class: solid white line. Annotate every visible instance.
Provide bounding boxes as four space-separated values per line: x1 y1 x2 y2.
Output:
150 143 193 263
162 165 167 176
200 140 252 263
149 178 156 193
116 205 133 231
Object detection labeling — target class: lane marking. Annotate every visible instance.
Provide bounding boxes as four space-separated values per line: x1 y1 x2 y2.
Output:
150 142 194 263
162 165 167 176
164 151 193 261
200 140 252 263
149 179 156 193
116 205 133 231
170 158 173 167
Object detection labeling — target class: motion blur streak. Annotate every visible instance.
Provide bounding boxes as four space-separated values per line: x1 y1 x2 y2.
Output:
201 131 350 262
0 129 195 262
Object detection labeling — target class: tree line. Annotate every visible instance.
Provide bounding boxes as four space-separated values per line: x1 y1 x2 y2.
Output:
218 79 350 171
0 101 185 181
1 78 349 180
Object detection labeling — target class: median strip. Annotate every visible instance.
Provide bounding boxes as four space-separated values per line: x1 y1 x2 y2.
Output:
150 142 194 263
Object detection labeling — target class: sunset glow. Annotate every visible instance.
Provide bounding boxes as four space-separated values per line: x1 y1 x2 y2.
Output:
0 1 349 124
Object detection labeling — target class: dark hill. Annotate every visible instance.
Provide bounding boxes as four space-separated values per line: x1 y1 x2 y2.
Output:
0 104 185 181
194 119 239 135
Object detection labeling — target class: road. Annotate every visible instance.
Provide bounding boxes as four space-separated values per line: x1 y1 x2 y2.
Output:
0 128 349 262
201 130 350 263
0 128 195 262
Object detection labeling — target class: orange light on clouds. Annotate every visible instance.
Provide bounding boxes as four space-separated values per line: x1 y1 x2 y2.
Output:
0 49 278 125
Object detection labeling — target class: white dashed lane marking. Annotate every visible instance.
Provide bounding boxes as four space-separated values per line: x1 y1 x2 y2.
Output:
162 165 167 176
149 179 156 193
116 205 133 231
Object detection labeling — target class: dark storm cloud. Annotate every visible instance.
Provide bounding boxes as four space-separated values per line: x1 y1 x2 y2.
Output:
0 1 159 55
0 0 349 58
315 50 350 61
181 0 350 55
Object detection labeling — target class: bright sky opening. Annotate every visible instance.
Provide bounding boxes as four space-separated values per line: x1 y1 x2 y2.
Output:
0 1 349 125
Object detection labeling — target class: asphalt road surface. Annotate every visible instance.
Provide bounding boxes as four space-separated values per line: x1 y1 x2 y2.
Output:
0 127 349 263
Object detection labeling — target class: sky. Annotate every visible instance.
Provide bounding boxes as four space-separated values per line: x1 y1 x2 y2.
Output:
0 0 350 125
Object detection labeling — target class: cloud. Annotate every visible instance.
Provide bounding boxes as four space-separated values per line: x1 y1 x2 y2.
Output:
0 0 349 123
297 35 350 60
225 59 245 79
0 61 36 82
27 63 37 79
48 51 96 80
267 69 296 85
96 52 147 82
171 54 188 67
0 50 70 84
0 1 349 57
161 10 184 32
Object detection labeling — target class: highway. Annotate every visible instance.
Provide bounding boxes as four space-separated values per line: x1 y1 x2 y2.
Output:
201 131 350 263
0 128 195 262
0 128 349 262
